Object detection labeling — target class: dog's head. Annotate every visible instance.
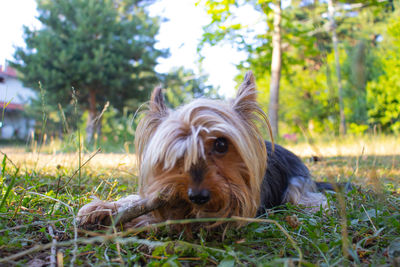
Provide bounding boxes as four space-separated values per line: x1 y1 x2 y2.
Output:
135 71 270 223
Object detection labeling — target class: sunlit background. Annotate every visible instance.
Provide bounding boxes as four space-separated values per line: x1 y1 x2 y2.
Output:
1 0 269 97
0 0 399 148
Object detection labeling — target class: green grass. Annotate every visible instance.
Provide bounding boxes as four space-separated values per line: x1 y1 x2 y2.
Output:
0 141 399 266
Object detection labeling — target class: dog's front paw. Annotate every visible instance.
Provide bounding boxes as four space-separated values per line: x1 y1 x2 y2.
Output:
77 198 118 228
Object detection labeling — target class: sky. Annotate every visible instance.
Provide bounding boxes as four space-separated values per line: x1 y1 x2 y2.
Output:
0 1 41 64
0 0 266 97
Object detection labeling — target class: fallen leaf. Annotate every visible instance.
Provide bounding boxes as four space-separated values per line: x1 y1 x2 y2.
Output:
285 214 300 229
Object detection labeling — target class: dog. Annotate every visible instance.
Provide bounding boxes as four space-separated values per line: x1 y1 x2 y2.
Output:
77 71 328 230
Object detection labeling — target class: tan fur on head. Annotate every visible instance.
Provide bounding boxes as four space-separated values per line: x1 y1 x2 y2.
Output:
134 71 271 227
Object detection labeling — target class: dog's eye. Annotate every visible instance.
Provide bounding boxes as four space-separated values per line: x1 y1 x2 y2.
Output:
214 137 228 154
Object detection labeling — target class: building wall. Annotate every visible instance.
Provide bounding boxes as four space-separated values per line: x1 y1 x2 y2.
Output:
0 110 35 139
0 76 36 105
0 70 36 140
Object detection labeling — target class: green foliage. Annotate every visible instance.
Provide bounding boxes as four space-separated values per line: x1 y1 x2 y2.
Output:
95 107 138 152
366 13 400 133
202 0 398 135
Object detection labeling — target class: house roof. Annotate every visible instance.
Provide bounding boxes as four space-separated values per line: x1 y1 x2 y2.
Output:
0 65 17 78
0 101 24 111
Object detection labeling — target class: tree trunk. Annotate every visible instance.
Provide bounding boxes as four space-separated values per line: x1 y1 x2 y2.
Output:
268 0 282 139
328 0 347 135
86 89 97 144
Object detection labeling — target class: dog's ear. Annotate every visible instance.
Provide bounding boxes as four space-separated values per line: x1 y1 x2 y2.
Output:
149 86 168 115
135 87 168 162
232 71 257 116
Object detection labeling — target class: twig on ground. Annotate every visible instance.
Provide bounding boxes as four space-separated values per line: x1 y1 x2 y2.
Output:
361 204 377 232
48 225 57 267
0 218 69 233
0 235 163 263
105 196 167 226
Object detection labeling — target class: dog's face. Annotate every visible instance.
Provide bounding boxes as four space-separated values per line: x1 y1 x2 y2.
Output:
135 72 269 222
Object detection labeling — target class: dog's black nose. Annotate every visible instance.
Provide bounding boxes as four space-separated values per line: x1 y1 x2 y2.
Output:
188 188 210 205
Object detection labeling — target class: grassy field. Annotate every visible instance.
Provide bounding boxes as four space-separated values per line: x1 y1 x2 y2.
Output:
0 135 399 266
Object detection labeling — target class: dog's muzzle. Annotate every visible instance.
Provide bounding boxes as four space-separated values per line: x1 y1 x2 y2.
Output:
188 188 210 205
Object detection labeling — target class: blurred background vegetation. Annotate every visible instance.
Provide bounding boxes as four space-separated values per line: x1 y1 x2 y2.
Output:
6 0 400 153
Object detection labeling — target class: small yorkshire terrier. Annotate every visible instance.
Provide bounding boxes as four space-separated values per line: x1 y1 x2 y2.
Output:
78 71 328 230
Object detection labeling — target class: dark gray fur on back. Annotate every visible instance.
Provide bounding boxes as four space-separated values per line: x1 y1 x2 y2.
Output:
257 141 311 215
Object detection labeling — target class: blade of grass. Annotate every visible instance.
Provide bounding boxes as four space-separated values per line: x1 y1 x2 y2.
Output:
0 155 6 193
0 167 19 211
71 87 82 207
58 103 70 134
59 148 101 190
1 97 14 129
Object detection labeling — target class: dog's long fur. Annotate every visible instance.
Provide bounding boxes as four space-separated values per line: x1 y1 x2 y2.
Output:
77 71 327 230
